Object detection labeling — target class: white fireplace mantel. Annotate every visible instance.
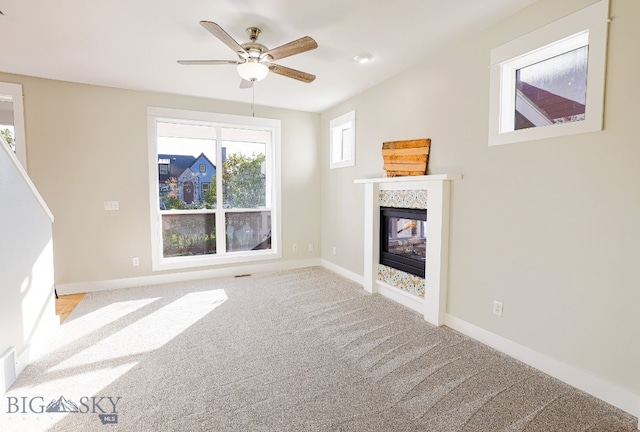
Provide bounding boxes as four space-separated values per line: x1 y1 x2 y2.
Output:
355 174 461 326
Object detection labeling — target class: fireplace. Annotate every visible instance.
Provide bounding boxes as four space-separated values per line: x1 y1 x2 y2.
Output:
356 174 459 324
380 207 427 278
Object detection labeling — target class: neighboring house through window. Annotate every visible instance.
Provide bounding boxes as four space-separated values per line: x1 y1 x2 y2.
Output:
158 159 169 175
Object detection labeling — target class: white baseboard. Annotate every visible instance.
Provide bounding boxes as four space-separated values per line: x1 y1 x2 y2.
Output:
56 258 322 295
320 261 439 325
445 314 640 424
1 347 16 395
375 280 425 314
320 259 364 285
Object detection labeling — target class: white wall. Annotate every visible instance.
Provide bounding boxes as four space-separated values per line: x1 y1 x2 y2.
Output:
0 132 57 388
321 0 639 409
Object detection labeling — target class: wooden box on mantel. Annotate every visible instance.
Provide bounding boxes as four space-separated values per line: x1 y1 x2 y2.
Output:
382 138 431 177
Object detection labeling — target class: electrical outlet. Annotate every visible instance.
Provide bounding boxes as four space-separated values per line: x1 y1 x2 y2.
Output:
132 257 140 267
292 244 298 252
308 243 314 252
493 300 503 317
332 246 337 255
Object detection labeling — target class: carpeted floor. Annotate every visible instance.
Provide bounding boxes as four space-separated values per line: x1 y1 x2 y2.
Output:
1 267 636 431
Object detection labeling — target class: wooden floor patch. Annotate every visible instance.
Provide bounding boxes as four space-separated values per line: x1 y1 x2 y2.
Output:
56 293 86 324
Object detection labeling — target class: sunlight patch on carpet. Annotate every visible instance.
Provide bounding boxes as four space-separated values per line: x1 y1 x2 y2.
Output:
49 290 227 372
57 298 160 346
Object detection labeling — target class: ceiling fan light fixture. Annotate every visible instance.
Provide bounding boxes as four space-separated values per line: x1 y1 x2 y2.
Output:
353 53 373 64
237 60 269 82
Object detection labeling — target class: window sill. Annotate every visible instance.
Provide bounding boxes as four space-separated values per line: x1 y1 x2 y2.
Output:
152 249 281 272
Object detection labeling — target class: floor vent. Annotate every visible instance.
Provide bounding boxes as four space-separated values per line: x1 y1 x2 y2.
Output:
1 347 16 394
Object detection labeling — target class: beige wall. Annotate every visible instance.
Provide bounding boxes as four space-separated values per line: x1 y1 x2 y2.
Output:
321 0 640 396
0 72 321 284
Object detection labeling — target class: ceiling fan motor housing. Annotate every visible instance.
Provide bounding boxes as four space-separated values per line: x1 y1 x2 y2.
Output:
241 42 269 60
246 27 261 42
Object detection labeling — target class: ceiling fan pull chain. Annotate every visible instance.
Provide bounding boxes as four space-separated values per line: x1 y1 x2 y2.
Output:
252 84 255 117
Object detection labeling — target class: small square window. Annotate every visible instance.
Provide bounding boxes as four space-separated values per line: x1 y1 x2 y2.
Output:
199 164 206 173
159 164 169 175
330 110 355 169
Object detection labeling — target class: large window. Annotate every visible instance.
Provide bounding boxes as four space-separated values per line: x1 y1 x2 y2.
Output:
147 107 281 270
488 0 609 146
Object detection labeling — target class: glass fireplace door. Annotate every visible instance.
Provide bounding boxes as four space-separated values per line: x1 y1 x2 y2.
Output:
380 207 427 278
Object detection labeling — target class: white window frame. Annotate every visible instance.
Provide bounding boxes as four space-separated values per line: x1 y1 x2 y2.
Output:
329 110 355 168
0 82 27 169
147 107 282 271
488 0 609 146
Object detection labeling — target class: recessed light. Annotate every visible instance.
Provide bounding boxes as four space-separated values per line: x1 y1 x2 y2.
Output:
353 53 373 64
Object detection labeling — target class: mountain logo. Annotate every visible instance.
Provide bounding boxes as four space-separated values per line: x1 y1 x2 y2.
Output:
45 396 79 413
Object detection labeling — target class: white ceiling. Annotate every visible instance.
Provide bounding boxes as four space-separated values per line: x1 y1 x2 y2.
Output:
0 0 537 113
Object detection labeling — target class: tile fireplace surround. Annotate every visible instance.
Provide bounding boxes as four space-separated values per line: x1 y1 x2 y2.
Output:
355 174 461 326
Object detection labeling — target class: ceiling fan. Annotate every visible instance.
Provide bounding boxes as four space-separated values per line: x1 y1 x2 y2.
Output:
178 21 318 88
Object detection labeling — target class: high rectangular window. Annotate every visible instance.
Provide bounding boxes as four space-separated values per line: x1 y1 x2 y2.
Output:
488 0 609 146
330 110 355 168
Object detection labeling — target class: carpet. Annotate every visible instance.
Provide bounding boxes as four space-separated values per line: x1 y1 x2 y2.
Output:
1 267 636 431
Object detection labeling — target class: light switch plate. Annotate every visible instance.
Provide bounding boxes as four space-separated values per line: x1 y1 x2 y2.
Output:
104 201 119 211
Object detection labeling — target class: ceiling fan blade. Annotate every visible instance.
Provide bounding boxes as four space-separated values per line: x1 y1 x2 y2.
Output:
177 60 239 65
268 64 316 83
262 36 318 61
239 79 253 89
200 21 248 56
